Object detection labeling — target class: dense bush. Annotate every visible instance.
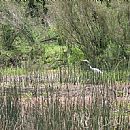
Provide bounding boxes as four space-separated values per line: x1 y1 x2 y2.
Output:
0 1 46 67
52 0 130 69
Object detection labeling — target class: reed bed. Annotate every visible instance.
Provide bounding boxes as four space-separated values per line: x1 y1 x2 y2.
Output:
0 65 130 130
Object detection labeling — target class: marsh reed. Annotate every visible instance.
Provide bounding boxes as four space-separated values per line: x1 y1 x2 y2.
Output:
0 65 130 130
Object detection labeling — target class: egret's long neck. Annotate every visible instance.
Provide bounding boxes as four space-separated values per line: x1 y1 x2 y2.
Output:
89 65 92 69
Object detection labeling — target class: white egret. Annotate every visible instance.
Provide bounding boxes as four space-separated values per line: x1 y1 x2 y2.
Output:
82 59 103 74
89 65 103 74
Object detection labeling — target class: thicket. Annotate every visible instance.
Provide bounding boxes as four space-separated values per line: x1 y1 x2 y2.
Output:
0 0 48 68
52 0 130 69
1 0 130 70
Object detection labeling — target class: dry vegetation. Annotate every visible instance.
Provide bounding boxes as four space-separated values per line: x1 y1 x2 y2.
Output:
0 66 130 130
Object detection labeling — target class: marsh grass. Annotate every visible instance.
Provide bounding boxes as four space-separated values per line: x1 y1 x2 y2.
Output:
0 65 130 130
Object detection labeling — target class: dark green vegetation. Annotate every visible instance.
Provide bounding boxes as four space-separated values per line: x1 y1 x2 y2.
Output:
53 0 130 69
1 0 130 70
0 0 130 130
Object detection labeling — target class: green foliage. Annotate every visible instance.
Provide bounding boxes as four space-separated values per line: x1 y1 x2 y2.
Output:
25 0 47 18
68 47 84 65
44 44 66 68
1 24 17 50
30 44 45 62
0 67 27 76
0 1 44 67
1 0 130 71
52 0 130 68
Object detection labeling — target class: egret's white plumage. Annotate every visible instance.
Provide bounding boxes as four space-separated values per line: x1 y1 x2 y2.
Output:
89 65 103 74
82 59 103 74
